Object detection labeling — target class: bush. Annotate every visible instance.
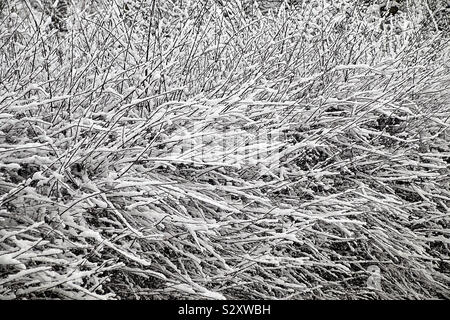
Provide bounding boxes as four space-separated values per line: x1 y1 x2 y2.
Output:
0 0 449 299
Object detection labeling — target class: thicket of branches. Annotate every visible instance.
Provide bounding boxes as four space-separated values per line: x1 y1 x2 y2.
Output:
0 0 449 299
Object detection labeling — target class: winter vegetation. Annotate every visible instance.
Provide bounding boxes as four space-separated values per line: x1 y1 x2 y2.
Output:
0 0 449 299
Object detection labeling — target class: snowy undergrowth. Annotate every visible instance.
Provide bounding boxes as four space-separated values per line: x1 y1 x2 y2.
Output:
0 0 449 299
